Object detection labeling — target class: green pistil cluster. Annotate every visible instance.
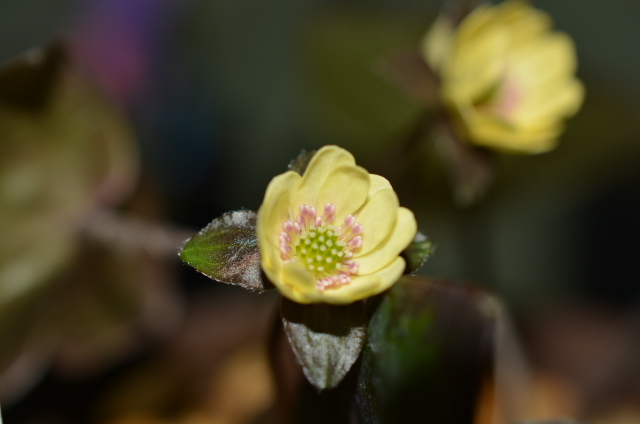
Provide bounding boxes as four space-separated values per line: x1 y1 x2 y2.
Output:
294 225 346 275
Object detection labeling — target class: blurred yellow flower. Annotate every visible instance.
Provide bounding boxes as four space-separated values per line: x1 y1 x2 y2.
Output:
257 146 417 305
423 0 584 153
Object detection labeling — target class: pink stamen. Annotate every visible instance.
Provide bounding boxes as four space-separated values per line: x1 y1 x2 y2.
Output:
495 70 522 119
315 272 354 290
280 231 291 243
280 244 292 259
297 213 306 229
349 236 362 248
280 203 364 291
324 203 335 214
324 203 336 223
349 262 359 274
300 204 311 216
345 215 356 227
283 220 295 233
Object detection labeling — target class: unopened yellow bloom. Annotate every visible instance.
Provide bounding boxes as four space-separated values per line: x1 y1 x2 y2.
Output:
257 146 417 305
423 0 584 153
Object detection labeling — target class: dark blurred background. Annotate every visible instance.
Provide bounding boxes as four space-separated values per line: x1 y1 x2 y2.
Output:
1 0 640 423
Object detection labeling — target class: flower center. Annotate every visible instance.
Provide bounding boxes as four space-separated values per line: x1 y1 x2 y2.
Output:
474 68 522 121
279 203 363 291
494 72 522 119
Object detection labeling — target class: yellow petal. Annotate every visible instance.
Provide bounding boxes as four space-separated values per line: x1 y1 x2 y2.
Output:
278 262 324 304
367 174 393 197
292 145 356 210
451 96 564 153
261 257 283 293
467 115 561 153
319 257 406 305
257 170 300 270
431 0 583 154
507 33 581 127
356 207 417 274
443 24 506 103
515 77 584 125
510 33 577 88
354 188 399 255
455 4 495 47
422 15 454 72
317 164 370 222
497 0 551 44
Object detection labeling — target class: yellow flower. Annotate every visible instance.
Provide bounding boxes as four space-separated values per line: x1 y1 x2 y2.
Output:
423 0 584 153
257 146 417 305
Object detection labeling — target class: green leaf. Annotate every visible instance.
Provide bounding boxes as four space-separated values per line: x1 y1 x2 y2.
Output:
179 210 271 292
401 231 435 274
288 149 317 175
281 297 367 390
355 276 500 423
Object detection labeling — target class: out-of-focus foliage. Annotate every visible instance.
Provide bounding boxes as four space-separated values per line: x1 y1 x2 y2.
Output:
355 276 498 423
0 43 180 403
93 294 277 424
0 44 136 316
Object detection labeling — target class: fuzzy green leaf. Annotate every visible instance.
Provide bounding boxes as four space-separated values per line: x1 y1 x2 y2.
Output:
401 231 434 274
288 149 317 175
281 297 367 390
179 210 270 292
